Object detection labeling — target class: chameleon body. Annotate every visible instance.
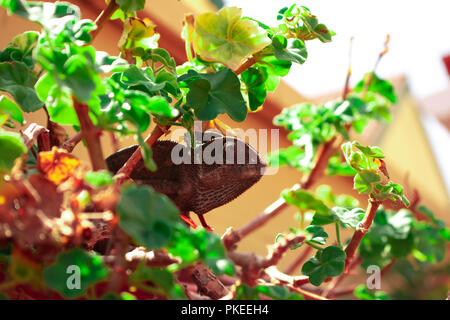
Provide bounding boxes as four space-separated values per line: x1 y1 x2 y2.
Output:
106 137 266 226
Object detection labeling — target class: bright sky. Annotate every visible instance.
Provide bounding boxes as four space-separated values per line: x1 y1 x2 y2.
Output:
225 0 450 99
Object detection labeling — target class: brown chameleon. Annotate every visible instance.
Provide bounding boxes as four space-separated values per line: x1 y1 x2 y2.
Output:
106 135 266 230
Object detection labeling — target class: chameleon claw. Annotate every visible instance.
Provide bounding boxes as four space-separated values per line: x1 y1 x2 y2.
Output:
198 214 214 232
180 213 198 229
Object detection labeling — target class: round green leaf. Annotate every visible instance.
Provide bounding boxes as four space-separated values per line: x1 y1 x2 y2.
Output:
43 248 108 298
0 130 27 170
302 246 346 286
193 6 271 70
117 185 180 250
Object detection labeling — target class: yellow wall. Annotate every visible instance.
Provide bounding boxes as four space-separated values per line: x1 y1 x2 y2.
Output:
379 94 450 220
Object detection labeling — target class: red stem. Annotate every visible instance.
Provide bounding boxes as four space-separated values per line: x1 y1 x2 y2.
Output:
61 132 82 153
234 57 256 75
90 0 119 42
115 125 166 183
73 99 106 171
344 199 381 271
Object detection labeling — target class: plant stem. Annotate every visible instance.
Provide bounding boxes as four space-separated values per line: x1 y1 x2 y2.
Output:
21 123 50 151
61 132 83 152
342 36 353 100
115 125 166 183
344 198 381 271
107 227 129 293
90 0 119 41
234 57 256 75
335 222 342 248
305 241 323 251
72 98 107 171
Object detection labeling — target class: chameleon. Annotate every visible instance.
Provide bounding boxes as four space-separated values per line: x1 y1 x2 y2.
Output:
105 135 266 230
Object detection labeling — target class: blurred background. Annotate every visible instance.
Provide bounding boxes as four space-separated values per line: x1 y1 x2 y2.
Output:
1 0 449 298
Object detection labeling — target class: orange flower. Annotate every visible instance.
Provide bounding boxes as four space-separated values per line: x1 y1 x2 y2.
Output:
38 147 80 184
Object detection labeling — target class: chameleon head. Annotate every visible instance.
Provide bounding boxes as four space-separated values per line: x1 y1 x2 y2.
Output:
198 136 267 177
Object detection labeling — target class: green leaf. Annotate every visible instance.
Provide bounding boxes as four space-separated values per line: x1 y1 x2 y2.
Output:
302 246 346 286
141 48 177 74
63 54 98 102
1 0 29 17
35 73 78 126
136 133 156 171
272 35 307 64
268 146 311 171
354 170 381 194
117 185 180 250
0 129 27 170
326 153 357 176
130 264 186 299
353 141 384 158
240 66 267 111
121 65 165 93
282 189 330 215
360 208 416 267
412 221 447 263
193 6 271 70
354 72 397 104
278 5 334 43
354 284 390 300
43 248 108 298
0 31 39 68
305 225 328 245
0 62 43 112
0 95 23 124
167 227 235 276
182 68 247 122
116 0 145 14
84 170 113 188
331 207 365 229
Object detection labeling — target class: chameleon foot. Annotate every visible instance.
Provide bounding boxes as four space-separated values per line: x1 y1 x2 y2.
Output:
180 213 198 229
198 214 214 232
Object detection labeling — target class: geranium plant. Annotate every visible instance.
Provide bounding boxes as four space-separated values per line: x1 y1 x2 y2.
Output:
0 0 448 300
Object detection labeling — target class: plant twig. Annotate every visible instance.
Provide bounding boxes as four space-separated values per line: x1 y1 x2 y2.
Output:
381 258 396 276
227 234 305 286
21 123 50 151
107 227 129 293
61 132 83 152
90 0 119 41
114 125 167 183
234 57 256 75
72 98 107 170
124 247 181 268
344 199 381 271
342 36 353 100
189 264 230 299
